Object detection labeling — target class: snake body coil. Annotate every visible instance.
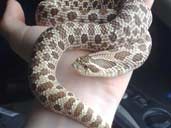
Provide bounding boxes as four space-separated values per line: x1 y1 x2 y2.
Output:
30 0 152 127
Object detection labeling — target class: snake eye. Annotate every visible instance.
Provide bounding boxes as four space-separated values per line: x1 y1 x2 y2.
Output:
83 65 88 69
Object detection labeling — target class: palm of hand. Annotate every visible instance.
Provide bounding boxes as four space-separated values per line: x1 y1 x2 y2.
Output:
56 49 132 124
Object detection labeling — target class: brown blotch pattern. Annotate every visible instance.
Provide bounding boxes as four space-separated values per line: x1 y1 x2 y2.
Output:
56 25 67 38
51 8 59 16
100 24 108 35
32 58 41 67
57 17 64 22
58 41 65 50
64 98 75 111
81 34 88 43
132 53 144 62
95 35 102 44
134 14 141 26
45 32 53 39
83 2 88 8
123 63 130 69
117 37 125 45
31 73 40 83
74 28 82 35
109 32 117 42
73 1 78 7
88 13 98 21
91 59 116 69
56 85 64 90
125 4 139 12
111 21 121 29
37 82 53 93
115 51 131 60
52 51 59 59
137 38 144 44
87 65 100 72
36 43 46 52
43 53 50 61
88 24 95 35
81 108 93 122
107 14 116 21
132 28 139 36
48 92 66 102
138 44 146 51
67 92 74 96
124 27 131 36
90 115 102 127
54 104 62 111
68 35 75 44
74 103 84 117
50 19 56 26
40 68 50 75
37 36 44 43
99 8 108 15
67 11 77 21
48 75 55 81
93 1 98 8
119 12 132 23
48 63 55 70
66 22 75 27
49 41 57 49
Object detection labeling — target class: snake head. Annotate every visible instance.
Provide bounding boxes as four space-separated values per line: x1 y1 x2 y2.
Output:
72 56 101 77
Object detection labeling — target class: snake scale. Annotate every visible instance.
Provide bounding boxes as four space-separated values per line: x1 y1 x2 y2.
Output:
30 0 152 127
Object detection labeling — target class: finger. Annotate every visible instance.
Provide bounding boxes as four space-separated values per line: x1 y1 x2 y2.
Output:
0 0 16 16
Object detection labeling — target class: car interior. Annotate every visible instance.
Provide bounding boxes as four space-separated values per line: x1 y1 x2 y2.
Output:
0 0 171 128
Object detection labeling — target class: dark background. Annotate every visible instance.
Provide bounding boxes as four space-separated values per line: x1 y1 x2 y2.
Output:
0 0 171 108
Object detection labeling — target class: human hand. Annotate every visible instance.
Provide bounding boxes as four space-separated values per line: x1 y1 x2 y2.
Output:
0 0 154 127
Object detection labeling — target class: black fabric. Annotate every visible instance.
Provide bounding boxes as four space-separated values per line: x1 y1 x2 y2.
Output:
0 0 7 18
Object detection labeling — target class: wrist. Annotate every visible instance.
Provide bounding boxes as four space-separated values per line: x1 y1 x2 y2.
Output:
25 100 86 128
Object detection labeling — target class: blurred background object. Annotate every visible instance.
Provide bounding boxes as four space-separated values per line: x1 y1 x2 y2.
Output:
153 0 171 27
0 107 25 128
0 0 7 18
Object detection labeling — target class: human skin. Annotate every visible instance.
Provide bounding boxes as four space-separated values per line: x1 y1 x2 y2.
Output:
0 0 154 128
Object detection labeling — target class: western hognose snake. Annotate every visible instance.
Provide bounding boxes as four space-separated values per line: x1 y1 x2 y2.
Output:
30 0 152 127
